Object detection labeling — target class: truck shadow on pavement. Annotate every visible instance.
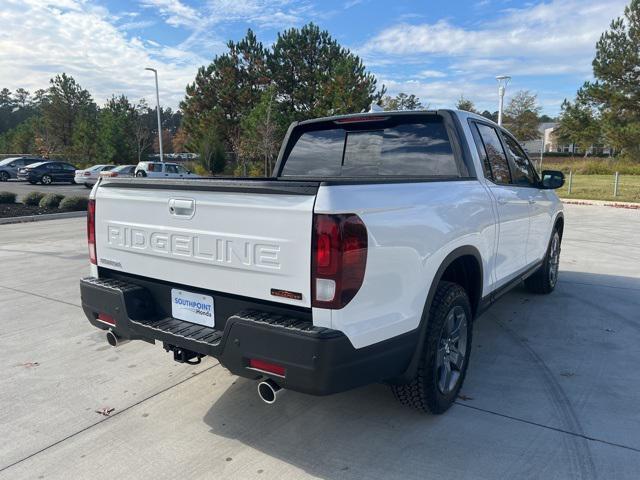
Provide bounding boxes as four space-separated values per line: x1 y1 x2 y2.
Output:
201 272 640 480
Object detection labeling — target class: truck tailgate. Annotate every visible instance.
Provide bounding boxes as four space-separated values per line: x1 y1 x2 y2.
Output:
94 179 319 307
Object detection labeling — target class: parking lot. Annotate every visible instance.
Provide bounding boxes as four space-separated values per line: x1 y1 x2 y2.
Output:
0 180 90 199
0 203 639 480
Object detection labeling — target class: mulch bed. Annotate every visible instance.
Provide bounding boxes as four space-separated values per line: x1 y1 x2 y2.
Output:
0 203 59 219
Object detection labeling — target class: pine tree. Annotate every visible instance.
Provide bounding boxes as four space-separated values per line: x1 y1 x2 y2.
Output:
582 0 640 159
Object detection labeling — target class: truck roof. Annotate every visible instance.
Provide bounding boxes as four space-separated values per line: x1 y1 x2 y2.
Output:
297 108 499 128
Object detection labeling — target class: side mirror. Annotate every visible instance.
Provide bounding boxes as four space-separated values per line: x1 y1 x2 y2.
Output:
541 170 565 189
187 170 192 174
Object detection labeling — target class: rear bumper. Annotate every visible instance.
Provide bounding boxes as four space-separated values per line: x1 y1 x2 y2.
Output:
80 275 416 396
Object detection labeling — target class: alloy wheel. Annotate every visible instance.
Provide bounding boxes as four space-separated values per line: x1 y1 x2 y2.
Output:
436 305 468 394
548 232 560 287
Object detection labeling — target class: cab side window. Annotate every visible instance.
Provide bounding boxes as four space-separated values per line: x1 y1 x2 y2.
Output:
502 134 538 187
475 124 512 185
165 164 178 174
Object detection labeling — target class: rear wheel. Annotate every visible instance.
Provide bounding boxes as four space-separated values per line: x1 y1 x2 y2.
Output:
0 171 8 181
136 171 146 177
41 174 52 185
391 281 473 414
524 229 561 294
84 182 92 188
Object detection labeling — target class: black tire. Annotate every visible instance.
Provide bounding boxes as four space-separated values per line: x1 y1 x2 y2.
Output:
391 281 473 414
136 170 146 177
41 174 52 185
0 171 8 182
84 182 92 188
524 228 561 294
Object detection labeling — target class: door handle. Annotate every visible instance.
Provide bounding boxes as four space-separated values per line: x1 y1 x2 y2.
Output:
169 198 195 218
528 198 536 205
496 197 508 205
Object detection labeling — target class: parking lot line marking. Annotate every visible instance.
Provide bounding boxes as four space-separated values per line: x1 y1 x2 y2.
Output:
455 402 640 454
0 363 221 474
0 284 81 308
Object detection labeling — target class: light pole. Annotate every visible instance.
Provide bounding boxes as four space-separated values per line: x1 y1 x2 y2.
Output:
145 67 164 162
496 75 511 126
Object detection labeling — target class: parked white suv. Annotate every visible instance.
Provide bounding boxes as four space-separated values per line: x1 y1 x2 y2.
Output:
134 161 199 178
81 110 565 414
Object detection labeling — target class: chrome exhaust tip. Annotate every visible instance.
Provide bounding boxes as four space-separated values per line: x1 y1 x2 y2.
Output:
106 329 129 347
257 379 282 404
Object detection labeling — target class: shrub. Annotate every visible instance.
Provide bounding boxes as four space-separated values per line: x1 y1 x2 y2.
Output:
58 195 89 211
39 193 65 209
0 191 17 204
23 191 45 206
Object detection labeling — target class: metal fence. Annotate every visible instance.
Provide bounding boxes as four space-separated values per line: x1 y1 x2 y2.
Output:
561 171 640 203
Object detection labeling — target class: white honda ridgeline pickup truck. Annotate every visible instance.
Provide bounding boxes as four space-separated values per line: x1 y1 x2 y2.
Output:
80 110 565 413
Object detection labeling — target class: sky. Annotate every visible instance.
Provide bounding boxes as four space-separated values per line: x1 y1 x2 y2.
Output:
0 0 630 115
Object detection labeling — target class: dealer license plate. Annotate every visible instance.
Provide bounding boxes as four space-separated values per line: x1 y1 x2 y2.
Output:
171 289 215 328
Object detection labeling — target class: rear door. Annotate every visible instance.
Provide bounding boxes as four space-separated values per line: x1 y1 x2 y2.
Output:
501 133 552 264
94 180 318 307
473 122 530 286
48 162 63 181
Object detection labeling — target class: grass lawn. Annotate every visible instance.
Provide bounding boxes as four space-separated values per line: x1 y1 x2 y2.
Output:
558 174 640 203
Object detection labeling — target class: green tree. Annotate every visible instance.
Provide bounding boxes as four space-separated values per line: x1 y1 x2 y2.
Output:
97 95 136 164
456 95 477 113
71 109 99 161
381 92 424 111
42 74 95 153
481 110 498 122
239 85 286 176
503 90 542 141
555 97 602 157
268 23 385 121
9 120 36 153
0 88 15 134
181 29 269 164
582 0 640 159
269 23 384 121
133 99 154 162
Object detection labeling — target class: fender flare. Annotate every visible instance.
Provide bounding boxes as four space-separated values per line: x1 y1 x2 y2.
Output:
395 245 484 382
553 211 565 240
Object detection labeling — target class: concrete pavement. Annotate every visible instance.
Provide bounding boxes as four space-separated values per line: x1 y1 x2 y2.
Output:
0 205 639 479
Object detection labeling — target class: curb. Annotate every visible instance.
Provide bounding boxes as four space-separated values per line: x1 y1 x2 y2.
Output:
0 210 86 225
560 198 640 210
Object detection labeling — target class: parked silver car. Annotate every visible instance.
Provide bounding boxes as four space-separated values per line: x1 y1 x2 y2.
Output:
74 165 115 188
99 165 137 179
0 156 43 181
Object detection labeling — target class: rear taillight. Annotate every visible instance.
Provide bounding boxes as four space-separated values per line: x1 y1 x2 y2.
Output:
84 171 91 176
311 213 367 309
97 313 115 325
87 199 96 264
248 358 285 377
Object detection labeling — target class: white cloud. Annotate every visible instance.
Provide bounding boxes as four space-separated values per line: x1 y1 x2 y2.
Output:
140 0 202 28
418 70 447 78
363 0 627 76
0 0 207 108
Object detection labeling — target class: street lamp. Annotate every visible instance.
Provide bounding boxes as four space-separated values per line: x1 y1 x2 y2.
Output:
496 75 511 126
145 67 164 163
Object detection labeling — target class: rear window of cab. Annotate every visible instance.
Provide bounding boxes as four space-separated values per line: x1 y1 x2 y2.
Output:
281 115 460 178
